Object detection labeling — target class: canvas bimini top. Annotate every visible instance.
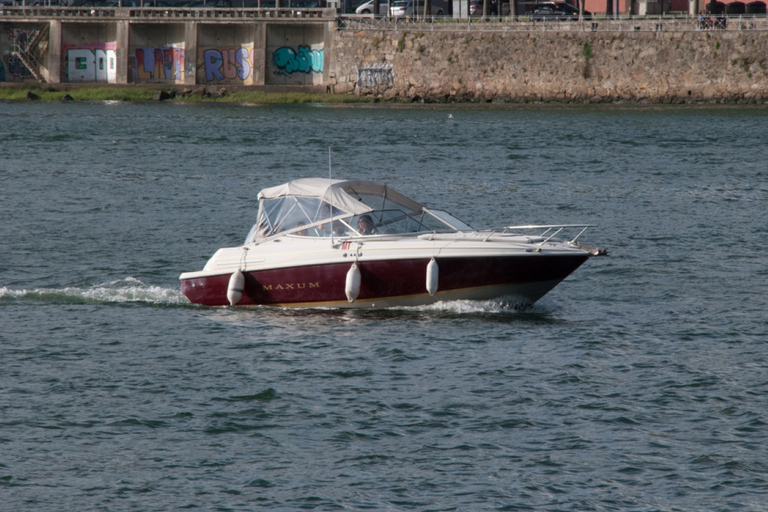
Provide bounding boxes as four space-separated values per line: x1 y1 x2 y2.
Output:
256 178 424 215
244 178 472 243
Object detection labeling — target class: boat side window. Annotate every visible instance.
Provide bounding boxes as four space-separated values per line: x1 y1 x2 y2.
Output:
251 197 348 240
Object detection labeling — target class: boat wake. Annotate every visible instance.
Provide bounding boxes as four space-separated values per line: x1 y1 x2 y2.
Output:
1 280 558 316
0 277 187 306
405 295 560 315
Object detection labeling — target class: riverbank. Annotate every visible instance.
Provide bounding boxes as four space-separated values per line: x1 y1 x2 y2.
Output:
0 83 379 103
4 81 768 105
4 8 768 103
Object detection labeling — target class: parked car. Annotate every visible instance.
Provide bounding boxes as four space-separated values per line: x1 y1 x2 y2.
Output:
390 0 444 17
70 0 103 5
240 0 277 7
176 0 232 6
71 0 122 6
354 0 386 13
103 0 143 6
746 0 766 13
529 1 590 20
469 0 510 16
139 0 175 6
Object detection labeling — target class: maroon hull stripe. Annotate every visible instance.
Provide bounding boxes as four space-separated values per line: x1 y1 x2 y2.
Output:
181 254 589 307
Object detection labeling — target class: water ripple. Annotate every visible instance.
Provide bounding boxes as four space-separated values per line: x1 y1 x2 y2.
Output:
2 103 767 512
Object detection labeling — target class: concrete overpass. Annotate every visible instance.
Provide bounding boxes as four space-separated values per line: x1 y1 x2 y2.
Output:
0 7 336 86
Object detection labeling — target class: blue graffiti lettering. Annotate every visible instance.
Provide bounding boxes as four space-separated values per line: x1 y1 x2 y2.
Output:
235 48 251 81
273 46 323 74
204 48 253 82
204 49 224 81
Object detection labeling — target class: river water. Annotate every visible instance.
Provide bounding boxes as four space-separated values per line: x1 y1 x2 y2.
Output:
1 101 767 511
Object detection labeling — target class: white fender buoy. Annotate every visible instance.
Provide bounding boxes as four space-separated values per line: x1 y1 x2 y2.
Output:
426 257 439 296
345 263 361 303
227 269 245 306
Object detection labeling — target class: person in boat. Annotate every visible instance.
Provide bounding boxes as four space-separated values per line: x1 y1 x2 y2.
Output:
316 219 347 237
294 221 308 236
357 215 376 235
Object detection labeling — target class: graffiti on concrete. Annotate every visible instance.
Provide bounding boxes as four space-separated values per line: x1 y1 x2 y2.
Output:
356 63 393 91
273 46 323 75
64 46 117 83
136 47 185 82
6 56 34 80
6 28 33 48
4 28 36 80
203 48 254 83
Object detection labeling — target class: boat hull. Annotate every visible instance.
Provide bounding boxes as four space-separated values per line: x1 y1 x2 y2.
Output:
180 254 589 308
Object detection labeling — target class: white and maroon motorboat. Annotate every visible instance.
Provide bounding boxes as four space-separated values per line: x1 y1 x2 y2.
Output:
180 178 606 308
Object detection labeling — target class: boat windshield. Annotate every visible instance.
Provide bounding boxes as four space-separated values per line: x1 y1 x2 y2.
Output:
289 209 461 238
343 209 456 236
243 183 474 243
422 209 474 231
245 196 346 243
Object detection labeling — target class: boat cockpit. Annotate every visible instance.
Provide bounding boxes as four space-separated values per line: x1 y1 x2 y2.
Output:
243 179 475 244
244 197 474 243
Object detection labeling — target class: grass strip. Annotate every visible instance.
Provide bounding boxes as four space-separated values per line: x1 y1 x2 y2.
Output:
0 86 379 104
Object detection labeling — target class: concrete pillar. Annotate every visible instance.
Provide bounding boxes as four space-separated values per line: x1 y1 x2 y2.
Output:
184 22 197 86
47 20 62 84
116 20 129 84
253 23 265 86
323 20 334 86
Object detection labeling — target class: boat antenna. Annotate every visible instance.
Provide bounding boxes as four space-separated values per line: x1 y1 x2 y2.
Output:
329 147 334 246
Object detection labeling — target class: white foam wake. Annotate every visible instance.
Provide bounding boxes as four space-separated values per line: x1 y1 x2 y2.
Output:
0 277 188 306
407 296 560 315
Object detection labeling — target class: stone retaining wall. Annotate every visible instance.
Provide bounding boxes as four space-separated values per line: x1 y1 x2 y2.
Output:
328 29 768 102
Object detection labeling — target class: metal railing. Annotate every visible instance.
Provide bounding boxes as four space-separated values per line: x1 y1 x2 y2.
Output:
338 14 768 32
9 24 47 81
128 6 333 18
2 6 766 30
0 6 335 19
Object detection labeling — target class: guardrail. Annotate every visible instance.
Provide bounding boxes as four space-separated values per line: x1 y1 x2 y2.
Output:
338 14 768 32
2 7 766 30
0 6 335 19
